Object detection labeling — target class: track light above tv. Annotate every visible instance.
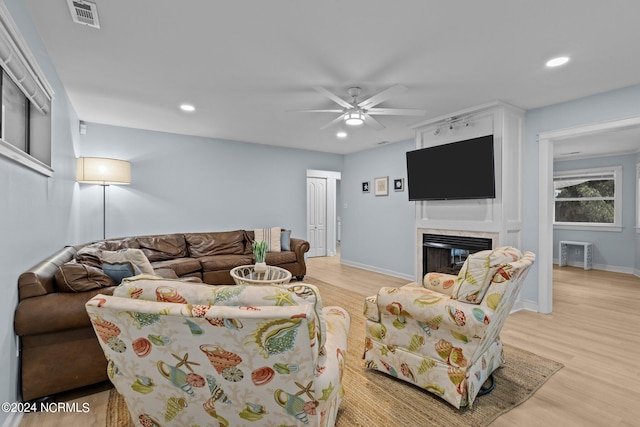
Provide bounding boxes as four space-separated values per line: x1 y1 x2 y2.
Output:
433 116 471 135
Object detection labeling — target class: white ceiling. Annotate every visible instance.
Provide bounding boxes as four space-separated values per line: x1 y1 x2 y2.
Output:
23 0 640 155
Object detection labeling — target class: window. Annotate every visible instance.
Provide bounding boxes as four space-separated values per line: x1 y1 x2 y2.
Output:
554 166 622 230
0 3 54 176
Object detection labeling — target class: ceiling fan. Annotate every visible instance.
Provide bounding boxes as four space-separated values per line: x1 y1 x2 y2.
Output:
295 84 426 130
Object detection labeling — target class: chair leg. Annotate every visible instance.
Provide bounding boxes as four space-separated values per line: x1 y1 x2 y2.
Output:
477 374 495 396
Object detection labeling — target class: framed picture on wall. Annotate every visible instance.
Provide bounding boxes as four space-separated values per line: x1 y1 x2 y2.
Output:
394 178 404 192
374 176 388 196
362 181 370 193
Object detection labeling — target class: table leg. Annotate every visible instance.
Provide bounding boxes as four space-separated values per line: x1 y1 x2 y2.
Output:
559 243 567 267
585 244 593 270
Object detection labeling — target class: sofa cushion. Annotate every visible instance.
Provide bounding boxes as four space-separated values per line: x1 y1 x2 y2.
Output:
199 254 253 272
150 257 201 277
265 251 296 265
243 230 255 254
15 286 116 336
136 234 188 261
55 260 116 292
98 238 140 251
100 248 155 275
254 227 281 252
153 267 179 279
185 230 245 257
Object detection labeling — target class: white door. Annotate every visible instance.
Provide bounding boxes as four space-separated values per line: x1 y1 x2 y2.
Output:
307 177 327 257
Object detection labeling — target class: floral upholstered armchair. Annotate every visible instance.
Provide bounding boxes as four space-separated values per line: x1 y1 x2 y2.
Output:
86 275 350 426
363 247 535 409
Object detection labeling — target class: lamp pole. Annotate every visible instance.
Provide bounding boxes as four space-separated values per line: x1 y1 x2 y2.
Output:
76 157 131 241
102 184 107 240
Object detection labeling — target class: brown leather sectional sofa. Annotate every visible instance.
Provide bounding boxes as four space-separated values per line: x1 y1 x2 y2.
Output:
14 230 309 401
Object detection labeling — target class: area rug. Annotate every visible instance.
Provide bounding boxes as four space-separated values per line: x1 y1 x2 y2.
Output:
107 277 563 427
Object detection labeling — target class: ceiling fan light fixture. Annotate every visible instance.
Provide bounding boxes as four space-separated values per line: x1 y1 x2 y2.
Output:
344 111 364 126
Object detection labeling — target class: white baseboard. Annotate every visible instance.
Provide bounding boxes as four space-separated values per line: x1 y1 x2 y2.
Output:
511 298 540 313
2 412 23 427
634 269 640 278
340 259 414 282
553 259 635 275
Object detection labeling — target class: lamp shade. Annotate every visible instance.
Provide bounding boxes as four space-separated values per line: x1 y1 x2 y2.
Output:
76 157 131 185
344 111 365 126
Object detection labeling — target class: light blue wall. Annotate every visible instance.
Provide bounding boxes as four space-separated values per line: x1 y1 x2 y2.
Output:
341 139 415 279
1 0 84 420
523 84 640 302
553 154 637 271
637 152 640 275
77 123 343 241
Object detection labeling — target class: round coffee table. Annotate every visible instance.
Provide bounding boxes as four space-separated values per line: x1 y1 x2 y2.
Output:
230 265 292 286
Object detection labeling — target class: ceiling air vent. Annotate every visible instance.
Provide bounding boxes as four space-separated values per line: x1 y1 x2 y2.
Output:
67 0 101 29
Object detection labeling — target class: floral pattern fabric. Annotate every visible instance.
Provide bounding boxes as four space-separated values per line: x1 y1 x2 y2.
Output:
451 246 523 304
117 275 328 355
87 279 349 426
363 249 535 409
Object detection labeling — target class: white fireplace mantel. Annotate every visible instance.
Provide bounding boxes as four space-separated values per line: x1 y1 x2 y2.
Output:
412 102 525 280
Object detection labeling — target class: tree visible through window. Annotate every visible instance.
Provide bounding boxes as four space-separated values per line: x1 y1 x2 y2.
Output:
554 167 620 226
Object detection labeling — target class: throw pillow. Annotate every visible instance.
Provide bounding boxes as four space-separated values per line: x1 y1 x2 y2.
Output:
254 227 281 252
55 260 116 292
101 248 155 275
185 231 245 257
103 261 142 285
280 229 291 251
75 245 104 269
451 246 523 304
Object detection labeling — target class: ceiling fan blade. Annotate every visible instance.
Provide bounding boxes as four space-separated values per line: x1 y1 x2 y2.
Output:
358 84 408 109
290 109 344 113
364 113 385 131
320 113 347 130
313 86 353 109
367 108 426 116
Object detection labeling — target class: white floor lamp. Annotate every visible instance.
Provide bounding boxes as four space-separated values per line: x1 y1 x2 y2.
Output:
76 157 131 239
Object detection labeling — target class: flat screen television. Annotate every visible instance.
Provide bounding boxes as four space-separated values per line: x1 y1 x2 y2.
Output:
406 135 495 201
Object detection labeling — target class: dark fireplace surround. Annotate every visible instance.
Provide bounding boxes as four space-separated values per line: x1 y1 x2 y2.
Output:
422 233 492 276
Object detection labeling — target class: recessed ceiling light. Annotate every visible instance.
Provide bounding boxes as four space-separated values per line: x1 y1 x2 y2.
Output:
546 56 570 67
180 104 195 112
336 131 347 138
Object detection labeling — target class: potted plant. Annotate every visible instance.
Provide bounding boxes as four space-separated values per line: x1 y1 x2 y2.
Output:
252 240 268 273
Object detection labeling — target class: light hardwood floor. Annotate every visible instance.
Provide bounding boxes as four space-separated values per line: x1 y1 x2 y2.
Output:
18 256 640 427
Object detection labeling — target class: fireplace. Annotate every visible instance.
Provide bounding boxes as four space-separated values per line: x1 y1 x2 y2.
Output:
423 234 492 276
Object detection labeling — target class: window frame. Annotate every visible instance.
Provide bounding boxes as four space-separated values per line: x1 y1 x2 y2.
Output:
553 165 622 232
0 2 54 177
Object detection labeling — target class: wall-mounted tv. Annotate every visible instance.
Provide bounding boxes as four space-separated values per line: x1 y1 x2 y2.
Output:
406 135 495 201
